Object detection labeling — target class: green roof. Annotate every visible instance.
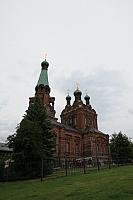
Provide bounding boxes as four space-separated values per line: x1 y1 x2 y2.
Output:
37 69 49 86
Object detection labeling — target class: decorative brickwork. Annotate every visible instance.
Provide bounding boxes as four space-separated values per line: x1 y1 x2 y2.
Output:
30 60 110 165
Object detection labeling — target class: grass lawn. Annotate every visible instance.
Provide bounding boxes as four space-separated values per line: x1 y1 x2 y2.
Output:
0 165 133 200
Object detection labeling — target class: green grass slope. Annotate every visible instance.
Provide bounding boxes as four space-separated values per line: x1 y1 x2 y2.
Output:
0 165 133 200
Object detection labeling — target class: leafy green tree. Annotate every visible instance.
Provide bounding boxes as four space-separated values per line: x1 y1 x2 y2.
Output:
7 97 55 178
110 132 133 164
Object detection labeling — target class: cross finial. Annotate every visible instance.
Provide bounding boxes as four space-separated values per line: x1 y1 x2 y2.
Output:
45 53 47 61
85 89 88 95
76 82 79 90
67 89 70 96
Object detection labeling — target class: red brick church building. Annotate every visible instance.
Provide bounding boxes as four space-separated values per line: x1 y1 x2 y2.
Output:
30 59 110 165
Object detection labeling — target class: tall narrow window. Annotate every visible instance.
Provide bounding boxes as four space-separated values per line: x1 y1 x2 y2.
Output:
66 141 70 153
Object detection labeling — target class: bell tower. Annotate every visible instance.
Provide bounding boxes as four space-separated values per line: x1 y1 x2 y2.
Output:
35 59 50 105
29 59 57 121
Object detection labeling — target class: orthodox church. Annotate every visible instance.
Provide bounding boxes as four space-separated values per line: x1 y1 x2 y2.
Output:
29 59 110 165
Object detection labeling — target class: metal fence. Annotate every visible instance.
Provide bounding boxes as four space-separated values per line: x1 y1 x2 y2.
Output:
0 157 132 181
49 157 133 180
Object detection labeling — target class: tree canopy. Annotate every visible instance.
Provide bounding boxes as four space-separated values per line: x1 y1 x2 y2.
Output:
110 131 133 163
7 96 55 178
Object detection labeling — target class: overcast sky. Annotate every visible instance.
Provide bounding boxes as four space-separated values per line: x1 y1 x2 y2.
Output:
0 0 133 142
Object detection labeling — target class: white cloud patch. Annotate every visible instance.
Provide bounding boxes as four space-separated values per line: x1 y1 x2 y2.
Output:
128 109 133 116
0 0 133 140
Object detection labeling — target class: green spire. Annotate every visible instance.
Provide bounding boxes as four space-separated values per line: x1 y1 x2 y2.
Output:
37 69 49 86
37 60 49 86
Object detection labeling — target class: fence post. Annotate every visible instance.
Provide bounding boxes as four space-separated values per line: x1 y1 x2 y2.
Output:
41 157 44 181
96 143 100 171
108 142 111 169
97 158 100 171
65 157 67 176
64 138 68 176
83 158 86 174
117 157 120 167
108 159 111 169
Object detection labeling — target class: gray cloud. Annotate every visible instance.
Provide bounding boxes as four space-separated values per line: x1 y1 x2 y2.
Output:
52 67 133 136
54 67 127 115
0 0 133 140
0 119 18 141
0 99 8 111
128 109 133 116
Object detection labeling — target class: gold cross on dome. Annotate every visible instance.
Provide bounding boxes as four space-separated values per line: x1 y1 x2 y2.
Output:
45 53 47 60
85 89 88 95
76 82 79 90
67 89 70 95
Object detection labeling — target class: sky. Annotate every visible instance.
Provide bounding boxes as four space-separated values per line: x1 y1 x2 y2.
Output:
0 0 133 142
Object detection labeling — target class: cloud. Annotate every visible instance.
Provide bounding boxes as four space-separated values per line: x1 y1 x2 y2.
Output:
54 67 127 116
0 99 8 111
128 109 133 116
0 0 133 140
0 119 17 141
51 66 133 137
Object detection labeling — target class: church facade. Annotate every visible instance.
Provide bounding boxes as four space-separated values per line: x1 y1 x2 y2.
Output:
29 59 110 165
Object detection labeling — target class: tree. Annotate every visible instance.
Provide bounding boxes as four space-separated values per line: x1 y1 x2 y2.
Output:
7 96 55 178
110 132 133 164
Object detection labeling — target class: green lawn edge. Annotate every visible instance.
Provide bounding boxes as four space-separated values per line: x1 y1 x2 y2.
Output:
0 165 133 200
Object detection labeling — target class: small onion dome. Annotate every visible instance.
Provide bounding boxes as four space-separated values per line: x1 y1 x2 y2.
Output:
74 89 82 96
66 94 71 100
84 94 90 101
41 59 49 69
